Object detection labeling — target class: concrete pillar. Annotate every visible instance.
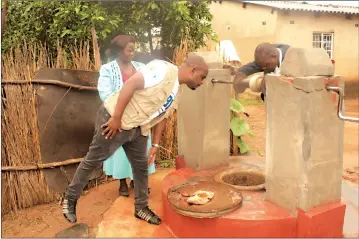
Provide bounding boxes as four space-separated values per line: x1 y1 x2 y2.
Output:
177 51 231 170
265 47 344 214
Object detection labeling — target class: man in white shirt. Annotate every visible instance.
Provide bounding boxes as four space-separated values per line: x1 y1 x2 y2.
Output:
63 56 208 226
232 43 291 100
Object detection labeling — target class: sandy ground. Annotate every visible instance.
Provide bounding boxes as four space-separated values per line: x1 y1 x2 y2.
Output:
1 95 358 238
243 98 359 170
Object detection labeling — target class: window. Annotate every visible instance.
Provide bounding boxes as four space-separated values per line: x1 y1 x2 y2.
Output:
312 32 334 59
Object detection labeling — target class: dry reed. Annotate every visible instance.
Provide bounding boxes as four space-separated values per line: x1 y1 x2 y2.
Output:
1 31 102 215
91 27 102 72
70 40 94 70
1 43 59 215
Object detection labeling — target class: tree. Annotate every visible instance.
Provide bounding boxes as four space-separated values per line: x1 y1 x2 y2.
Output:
1 1 122 53
2 0 217 56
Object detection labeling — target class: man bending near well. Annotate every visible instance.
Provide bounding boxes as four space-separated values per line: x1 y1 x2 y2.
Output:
62 56 209 225
233 43 290 98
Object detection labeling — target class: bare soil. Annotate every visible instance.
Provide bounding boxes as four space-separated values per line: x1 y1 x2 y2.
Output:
1 180 120 238
222 172 265 186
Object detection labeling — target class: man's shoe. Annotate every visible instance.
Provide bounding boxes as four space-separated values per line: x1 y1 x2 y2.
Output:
62 197 77 223
135 206 161 225
119 179 130 197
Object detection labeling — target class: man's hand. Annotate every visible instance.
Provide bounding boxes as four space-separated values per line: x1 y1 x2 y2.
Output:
147 146 158 167
101 116 122 139
260 75 266 95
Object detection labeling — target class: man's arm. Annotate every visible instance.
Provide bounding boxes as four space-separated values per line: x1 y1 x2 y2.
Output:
147 118 167 166
233 61 263 93
152 118 167 145
235 61 263 77
101 72 145 139
112 72 145 121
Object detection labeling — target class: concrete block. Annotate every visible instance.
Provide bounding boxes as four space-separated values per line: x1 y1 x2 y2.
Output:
189 51 224 69
298 161 342 211
265 176 298 214
177 69 230 170
292 76 326 93
281 47 334 77
265 74 344 214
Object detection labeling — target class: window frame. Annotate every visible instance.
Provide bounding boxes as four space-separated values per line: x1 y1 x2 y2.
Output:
312 32 334 59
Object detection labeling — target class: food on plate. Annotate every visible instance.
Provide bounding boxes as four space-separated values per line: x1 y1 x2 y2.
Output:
186 190 214 205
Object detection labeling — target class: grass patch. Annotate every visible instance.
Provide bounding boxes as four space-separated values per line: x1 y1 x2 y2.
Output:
158 159 175 168
239 98 264 107
238 91 264 107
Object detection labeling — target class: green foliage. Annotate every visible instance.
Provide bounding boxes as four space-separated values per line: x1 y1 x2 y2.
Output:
2 0 217 54
230 98 254 154
236 137 249 154
230 98 244 113
2 1 122 52
230 117 249 137
158 159 175 168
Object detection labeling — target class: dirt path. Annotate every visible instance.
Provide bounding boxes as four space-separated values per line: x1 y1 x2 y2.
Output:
1 180 120 238
1 168 172 238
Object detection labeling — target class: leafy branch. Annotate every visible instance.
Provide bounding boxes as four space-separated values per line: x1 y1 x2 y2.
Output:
2 1 217 57
230 98 254 154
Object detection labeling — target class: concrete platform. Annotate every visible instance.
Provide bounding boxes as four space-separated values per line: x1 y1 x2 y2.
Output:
163 157 297 238
95 157 357 238
163 156 347 238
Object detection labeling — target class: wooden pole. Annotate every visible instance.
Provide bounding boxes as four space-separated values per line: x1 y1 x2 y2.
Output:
1 79 97 91
231 82 239 156
1 158 83 172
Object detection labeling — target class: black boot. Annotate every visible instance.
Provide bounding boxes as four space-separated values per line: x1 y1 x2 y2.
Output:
135 206 162 225
130 180 150 194
119 179 129 197
62 197 77 223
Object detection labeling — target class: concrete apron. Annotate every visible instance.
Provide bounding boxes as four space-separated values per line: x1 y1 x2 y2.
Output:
342 181 359 238
94 163 358 237
95 168 175 238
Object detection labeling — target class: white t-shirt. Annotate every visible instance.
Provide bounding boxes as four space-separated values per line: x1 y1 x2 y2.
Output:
274 48 283 74
139 60 180 125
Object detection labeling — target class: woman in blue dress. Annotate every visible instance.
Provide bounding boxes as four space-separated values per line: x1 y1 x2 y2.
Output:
98 35 156 196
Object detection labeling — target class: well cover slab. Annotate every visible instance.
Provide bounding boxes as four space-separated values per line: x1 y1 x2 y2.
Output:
167 181 243 218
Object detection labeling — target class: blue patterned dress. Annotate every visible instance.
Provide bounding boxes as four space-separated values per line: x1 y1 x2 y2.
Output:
97 60 155 180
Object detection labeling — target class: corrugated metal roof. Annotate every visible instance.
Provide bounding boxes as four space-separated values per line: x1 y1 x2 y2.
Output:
242 1 359 15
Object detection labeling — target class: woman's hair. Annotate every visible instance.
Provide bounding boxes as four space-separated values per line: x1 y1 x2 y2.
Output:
105 35 136 58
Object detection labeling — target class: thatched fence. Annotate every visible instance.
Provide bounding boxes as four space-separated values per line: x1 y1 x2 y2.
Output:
0 39 104 215
0 36 184 215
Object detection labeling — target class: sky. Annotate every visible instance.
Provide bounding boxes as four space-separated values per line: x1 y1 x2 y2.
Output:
304 1 359 7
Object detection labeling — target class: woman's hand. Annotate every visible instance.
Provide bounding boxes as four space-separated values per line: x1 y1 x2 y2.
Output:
147 146 158 167
101 116 122 139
